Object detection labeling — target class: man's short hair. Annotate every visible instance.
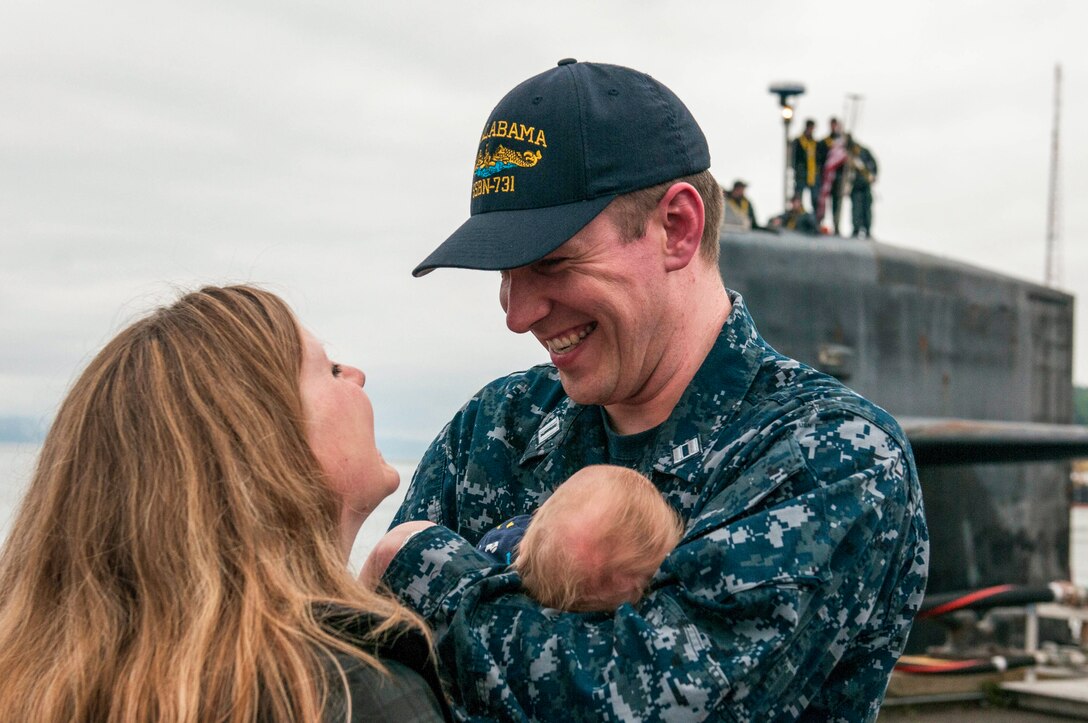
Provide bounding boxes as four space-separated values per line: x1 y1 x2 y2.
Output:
608 169 723 264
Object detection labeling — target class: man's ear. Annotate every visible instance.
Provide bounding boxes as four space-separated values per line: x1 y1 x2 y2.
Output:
657 183 705 272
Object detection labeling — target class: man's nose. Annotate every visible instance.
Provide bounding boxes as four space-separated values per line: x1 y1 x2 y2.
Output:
500 268 550 334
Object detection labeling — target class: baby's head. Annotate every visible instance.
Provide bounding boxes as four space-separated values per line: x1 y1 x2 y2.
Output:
514 465 683 612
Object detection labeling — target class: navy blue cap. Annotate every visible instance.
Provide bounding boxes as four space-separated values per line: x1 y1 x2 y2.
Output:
476 514 532 565
413 60 711 276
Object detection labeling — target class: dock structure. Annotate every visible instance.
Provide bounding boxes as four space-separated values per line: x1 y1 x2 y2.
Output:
1000 678 1088 719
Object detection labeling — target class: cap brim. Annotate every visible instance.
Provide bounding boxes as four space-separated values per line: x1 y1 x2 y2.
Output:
412 194 616 277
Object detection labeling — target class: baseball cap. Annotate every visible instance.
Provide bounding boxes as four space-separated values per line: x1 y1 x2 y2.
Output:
476 514 532 565
412 59 711 277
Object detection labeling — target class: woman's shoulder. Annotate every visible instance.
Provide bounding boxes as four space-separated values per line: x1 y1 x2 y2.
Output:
317 606 451 723
324 652 448 723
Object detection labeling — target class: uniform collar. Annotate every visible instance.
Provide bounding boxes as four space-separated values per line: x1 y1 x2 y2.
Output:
645 290 763 483
518 393 586 465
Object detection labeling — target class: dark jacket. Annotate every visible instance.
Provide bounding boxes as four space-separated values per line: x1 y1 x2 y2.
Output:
849 143 879 192
773 208 819 234
791 134 819 187
320 608 452 723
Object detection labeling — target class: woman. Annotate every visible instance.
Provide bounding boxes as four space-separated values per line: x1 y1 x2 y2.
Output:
0 285 449 722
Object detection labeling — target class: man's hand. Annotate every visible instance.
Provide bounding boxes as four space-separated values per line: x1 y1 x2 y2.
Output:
359 520 437 589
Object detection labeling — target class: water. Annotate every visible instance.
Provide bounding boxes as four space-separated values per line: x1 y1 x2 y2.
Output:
2 442 1087 586
0 443 38 539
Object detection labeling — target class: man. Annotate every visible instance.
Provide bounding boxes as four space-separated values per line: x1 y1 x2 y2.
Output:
817 117 846 234
847 136 879 239
770 195 819 235
791 119 819 211
367 60 929 721
722 179 760 232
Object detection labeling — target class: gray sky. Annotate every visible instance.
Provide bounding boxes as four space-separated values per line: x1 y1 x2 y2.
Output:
2 1 1087 453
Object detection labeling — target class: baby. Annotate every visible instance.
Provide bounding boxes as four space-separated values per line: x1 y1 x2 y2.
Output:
476 465 683 612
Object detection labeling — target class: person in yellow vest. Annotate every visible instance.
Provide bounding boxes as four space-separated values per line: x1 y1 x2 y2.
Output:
769 195 819 235
723 179 760 231
790 119 819 212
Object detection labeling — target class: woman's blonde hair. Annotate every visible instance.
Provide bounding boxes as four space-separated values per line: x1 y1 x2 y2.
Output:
0 285 426 722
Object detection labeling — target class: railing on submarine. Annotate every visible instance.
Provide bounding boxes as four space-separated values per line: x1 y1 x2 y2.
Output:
901 417 1088 466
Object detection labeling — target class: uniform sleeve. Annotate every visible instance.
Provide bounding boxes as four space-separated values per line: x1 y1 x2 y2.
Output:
390 422 456 530
382 410 929 722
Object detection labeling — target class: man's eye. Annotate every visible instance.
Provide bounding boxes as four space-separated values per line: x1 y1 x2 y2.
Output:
536 258 566 272
331 363 343 377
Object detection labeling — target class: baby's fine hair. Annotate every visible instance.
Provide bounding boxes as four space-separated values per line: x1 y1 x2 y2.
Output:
514 465 683 611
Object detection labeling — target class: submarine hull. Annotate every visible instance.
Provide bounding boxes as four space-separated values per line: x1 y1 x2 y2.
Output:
718 230 1074 602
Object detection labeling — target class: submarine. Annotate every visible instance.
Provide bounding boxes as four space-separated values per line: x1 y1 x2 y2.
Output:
716 228 1087 662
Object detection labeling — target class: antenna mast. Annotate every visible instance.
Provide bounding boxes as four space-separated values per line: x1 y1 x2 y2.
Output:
1045 64 1062 287
844 93 864 134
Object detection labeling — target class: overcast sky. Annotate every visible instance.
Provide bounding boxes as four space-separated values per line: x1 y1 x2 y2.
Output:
2 1 1087 453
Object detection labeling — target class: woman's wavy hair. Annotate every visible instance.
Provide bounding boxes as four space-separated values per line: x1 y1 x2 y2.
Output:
0 285 425 722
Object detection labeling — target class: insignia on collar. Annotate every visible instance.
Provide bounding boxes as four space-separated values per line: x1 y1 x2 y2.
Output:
537 416 561 445
672 437 701 464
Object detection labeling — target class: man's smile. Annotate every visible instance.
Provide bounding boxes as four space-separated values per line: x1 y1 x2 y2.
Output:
544 322 597 355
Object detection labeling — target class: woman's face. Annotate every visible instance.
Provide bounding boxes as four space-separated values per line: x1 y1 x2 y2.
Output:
298 327 399 526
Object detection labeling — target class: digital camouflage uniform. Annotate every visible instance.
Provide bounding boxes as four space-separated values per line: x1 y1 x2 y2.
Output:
387 292 929 722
